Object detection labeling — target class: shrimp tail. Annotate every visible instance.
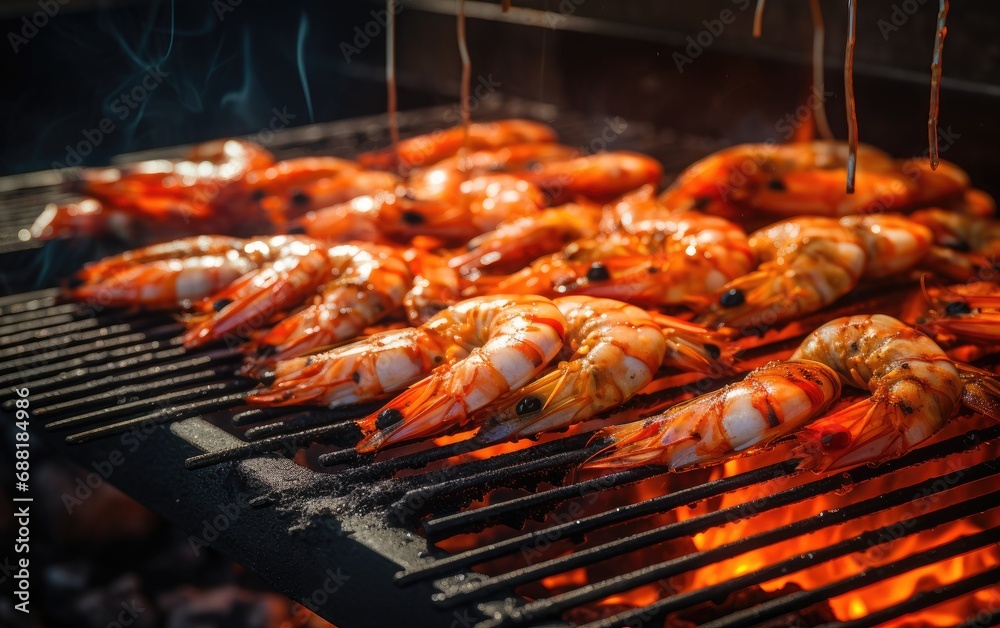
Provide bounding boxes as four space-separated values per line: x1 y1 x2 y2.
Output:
245 361 331 406
652 313 739 374
792 399 900 472
583 421 694 470
355 377 464 453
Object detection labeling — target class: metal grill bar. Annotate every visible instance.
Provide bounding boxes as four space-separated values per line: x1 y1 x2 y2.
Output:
827 564 1000 628
45 372 245 431
184 421 363 469
0 319 179 364
484 458 1000 626
23 348 237 407
65 387 252 444
701 531 1000 628
420 467 664 538
434 424 1000 611
398 460 799 584
581 490 1000 628
957 609 1000 628
0 289 58 315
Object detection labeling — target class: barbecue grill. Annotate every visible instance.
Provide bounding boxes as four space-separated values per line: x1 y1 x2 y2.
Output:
3 2 1000 627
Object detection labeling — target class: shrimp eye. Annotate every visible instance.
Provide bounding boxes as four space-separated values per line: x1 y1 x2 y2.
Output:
693 196 711 210
402 210 425 225
516 396 543 416
213 298 234 312
766 177 787 191
945 300 972 315
291 191 311 206
286 224 307 235
719 288 745 308
376 408 404 429
586 263 611 282
703 343 721 360
251 189 267 202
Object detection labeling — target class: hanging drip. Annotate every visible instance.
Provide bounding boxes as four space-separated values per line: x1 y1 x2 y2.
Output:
386 0 400 172
928 0 949 170
752 0 767 38
844 0 858 194
457 0 472 175
809 0 834 141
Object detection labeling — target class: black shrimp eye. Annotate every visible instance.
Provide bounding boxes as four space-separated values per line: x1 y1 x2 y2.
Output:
401 210 425 225
719 288 745 308
286 224 307 235
766 177 787 191
213 298 234 312
703 343 721 360
516 396 543 416
586 262 611 282
375 407 404 429
291 191 311 206
945 300 972 316
251 189 267 202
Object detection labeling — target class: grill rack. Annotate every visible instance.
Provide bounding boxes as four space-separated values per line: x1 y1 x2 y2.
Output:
4 285 1000 627
2 101 1000 627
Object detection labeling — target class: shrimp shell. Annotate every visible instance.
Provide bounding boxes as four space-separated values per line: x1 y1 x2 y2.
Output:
585 360 841 470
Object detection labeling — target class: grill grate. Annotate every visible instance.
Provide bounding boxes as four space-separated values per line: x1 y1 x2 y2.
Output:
2 102 998 627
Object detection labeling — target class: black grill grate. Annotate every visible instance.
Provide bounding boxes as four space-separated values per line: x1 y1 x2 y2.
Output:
2 102 998 627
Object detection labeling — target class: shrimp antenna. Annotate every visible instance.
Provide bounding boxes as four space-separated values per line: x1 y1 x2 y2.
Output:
752 0 767 38
844 0 859 194
928 0 950 170
809 0 834 141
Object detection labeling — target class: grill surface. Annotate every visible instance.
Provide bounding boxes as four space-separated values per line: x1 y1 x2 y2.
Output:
2 102 999 627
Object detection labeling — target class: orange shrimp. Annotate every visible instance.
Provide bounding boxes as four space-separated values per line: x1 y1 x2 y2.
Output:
791 315 1000 471
493 198 753 309
357 119 557 172
254 244 414 363
520 152 664 204
182 236 331 347
354 295 567 452
448 202 603 278
298 174 545 245
910 208 1000 281
473 296 666 443
408 143 580 185
916 280 1000 345
659 141 967 222
69 235 293 309
697 214 933 332
584 360 841 470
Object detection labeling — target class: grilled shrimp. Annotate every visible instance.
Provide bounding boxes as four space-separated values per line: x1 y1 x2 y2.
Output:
247 296 565 422
660 141 966 221
790 314 1000 471
917 281 1000 344
70 235 295 309
354 295 566 452
472 296 666 443
259 169 403 222
584 360 841 470
254 244 414 363
493 193 753 309
519 152 664 205
182 236 331 347
357 119 557 172
402 248 463 325
697 215 932 331
408 143 580 185
449 202 603 277
910 209 1000 281
298 174 545 245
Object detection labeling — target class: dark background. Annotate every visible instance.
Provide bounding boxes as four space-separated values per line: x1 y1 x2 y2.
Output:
0 0 999 193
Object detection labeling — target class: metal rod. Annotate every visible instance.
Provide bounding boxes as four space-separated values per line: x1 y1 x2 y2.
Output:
184 421 364 469
436 424 1000 609
488 460 1000 625
701 530 1000 628
399 460 799 585
581 489 1000 628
